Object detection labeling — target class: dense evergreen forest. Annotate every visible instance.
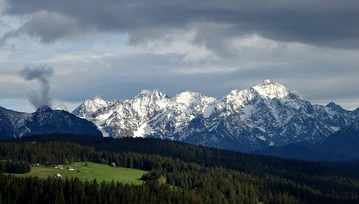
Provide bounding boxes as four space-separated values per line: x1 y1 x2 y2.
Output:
1 134 359 203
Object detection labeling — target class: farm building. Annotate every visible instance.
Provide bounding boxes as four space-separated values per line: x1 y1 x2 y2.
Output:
67 166 75 171
53 165 64 169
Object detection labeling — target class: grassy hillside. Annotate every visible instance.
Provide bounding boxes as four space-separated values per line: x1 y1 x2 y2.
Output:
11 162 145 185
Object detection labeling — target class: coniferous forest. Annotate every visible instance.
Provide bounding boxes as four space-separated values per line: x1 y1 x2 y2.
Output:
1 134 359 203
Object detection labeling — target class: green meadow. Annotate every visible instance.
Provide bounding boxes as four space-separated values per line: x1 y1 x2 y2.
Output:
10 162 146 185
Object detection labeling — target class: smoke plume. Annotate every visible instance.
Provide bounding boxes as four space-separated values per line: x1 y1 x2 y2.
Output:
19 65 54 109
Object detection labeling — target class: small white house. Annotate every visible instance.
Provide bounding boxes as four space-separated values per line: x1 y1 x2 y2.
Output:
55 174 62 179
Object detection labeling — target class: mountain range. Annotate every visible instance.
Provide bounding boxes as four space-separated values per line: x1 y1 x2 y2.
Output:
0 105 102 139
72 79 359 152
258 121 359 161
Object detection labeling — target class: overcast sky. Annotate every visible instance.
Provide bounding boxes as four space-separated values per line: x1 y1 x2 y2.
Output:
1 0 359 112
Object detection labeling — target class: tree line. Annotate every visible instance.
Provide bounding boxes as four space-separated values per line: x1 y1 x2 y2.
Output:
0 175 201 204
0 134 359 203
0 160 30 174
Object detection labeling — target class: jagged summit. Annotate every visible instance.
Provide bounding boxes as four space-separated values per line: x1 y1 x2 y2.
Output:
223 88 260 107
326 102 340 108
36 105 52 113
173 91 211 103
222 79 292 107
72 80 359 152
263 79 275 85
253 79 291 99
91 95 107 104
326 102 345 110
0 105 102 140
139 89 160 96
72 96 111 119
137 89 168 100
79 96 108 109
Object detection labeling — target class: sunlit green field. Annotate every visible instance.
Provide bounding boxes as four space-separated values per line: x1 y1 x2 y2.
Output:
10 162 146 185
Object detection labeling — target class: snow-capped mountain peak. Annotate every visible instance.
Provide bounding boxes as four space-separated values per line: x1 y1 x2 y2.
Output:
72 96 110 118
172 91 214 105
137 89 168 99
131 89 169 110
83 96 108 108
92 96 108 105
253 79 291 99
168 91 216 116
73 80 359 152
224 88 260 104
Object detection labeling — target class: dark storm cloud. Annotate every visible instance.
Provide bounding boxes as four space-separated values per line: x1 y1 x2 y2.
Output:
19 65 54 109
2 0 359 52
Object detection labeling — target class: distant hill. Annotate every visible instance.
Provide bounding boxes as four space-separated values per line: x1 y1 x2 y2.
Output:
257 122 359 161
0 105 102 140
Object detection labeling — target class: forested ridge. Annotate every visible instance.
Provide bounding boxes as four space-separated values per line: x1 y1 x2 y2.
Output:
1 134 359 203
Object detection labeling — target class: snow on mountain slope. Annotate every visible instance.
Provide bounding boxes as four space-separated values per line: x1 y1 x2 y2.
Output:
148 91 217 139
253 79 291 99
0 107 32 128
73 80 359 152
0 106 32 138
73 96 115 118
0 106 102 139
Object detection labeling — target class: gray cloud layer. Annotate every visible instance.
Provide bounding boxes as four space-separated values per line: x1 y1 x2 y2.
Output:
2 0 359 54
1 0 359 112
46 50 359 105
19 65 54 109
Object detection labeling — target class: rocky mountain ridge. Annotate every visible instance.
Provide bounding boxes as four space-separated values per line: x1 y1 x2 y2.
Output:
258 121 359 161
73 79 358 152
0 106 102 139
